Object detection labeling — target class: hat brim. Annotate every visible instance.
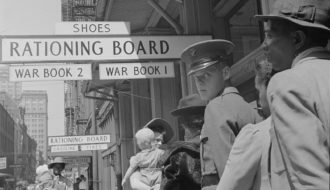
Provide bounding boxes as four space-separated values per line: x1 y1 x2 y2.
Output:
255 14 330 33
144 118 174 144
171 106 206 116
48 162 65 169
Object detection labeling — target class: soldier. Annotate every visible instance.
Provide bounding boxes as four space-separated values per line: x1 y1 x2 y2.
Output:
255 0 330 189
181 40 261 190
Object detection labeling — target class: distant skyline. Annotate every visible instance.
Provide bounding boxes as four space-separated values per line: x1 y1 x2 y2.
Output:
0 0 65 136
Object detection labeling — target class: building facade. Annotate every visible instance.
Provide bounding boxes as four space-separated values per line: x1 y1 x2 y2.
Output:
57 0 278 189
0 65 22 104
21 90 48 163
0 104 15 182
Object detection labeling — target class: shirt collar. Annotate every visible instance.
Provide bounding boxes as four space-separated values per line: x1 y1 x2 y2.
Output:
292 47 326 68
221 87 239 96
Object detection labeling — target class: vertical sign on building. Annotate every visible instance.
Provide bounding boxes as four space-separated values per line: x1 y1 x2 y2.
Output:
0 157 6 169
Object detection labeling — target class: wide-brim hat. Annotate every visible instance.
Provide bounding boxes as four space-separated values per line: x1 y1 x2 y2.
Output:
181 39 235 75
143 118 174 144
171 94 207 116
48 157 66 169
255 0 330 33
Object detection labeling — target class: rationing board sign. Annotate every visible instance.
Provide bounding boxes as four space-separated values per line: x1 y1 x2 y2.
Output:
0 35 211 63
48 134 110 146
99 62 174 79
9 64 92 81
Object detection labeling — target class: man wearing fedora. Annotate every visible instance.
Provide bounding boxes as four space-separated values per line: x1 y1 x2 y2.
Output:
181 40 261 190
48 157 73 190
256 0 330 189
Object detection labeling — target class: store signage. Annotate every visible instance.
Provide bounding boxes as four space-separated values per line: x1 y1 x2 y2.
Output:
0 157 6 169
55 22 131 35
51 145 79 152
80 143 108 151
76 119 89 125
9 64 92 81
63 157 91 163
1 35 211 63
48 134 110 146
99 62 174 79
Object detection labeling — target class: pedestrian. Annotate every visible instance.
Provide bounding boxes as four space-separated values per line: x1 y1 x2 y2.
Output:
122 128 165 190
129 118 174 190
78 175 87 190
73 178 80 190
35 164 53 190
216 60 275 190
159 93 207 190
48 157 73 190
180 39 262 190
255 0 330 189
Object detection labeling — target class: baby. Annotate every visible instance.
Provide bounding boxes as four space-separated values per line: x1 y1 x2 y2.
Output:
122 128 165 190
35 164 54 190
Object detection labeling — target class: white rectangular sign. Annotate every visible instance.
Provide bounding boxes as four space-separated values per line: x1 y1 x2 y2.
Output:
99 62 174 79
51 145 79 152
9 64 92 81
80 143 108 151
55 22 130 35
1 35 211 63
63 157 91 163
0 157 6 169
48 134 110 146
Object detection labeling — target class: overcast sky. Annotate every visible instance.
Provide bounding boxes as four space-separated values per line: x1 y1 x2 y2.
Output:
0 0 65 136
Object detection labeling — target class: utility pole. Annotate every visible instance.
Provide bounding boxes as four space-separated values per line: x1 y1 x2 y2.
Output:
91 91 99 190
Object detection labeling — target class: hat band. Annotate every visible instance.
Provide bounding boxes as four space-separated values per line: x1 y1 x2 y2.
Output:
190 56 227 70
280 5 330 27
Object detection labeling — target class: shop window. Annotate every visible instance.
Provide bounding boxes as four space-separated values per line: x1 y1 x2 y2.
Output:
226 0 263 63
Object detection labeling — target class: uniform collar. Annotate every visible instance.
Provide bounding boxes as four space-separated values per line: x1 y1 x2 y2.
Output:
221 87 239 96
292 46 327 68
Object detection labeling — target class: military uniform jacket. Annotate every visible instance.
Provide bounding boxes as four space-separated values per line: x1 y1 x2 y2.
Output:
201 87 262 179
267 47 330 190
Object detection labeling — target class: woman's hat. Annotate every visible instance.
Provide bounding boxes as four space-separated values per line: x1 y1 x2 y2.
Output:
48 157 66 169
171 94 207 117
144 118 174 144
255 0 330 33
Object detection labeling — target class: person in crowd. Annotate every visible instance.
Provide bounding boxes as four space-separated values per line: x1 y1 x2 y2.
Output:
159 94 207 190
216 60 275 190
73 178 80 190
35 164 54 190
78 175 87 190
48 157 73 190
180 39 262 190
122 128 165 190
255 0 330 189
129 118 174 190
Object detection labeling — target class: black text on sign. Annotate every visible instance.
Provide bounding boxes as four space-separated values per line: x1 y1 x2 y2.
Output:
9 64 92 81
99 62 175 80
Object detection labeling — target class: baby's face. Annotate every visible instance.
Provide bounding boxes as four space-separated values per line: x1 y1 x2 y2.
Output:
137 138 152 150
152 132 164 148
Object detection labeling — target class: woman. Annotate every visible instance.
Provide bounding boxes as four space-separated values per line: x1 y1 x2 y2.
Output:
216 60 275 190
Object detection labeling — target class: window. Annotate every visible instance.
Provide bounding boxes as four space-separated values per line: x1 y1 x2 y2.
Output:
226 0 263 62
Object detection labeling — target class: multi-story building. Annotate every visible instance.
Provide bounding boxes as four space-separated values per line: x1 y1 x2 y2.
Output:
0 104 15 179
0 65 22 104
21 90 48 163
